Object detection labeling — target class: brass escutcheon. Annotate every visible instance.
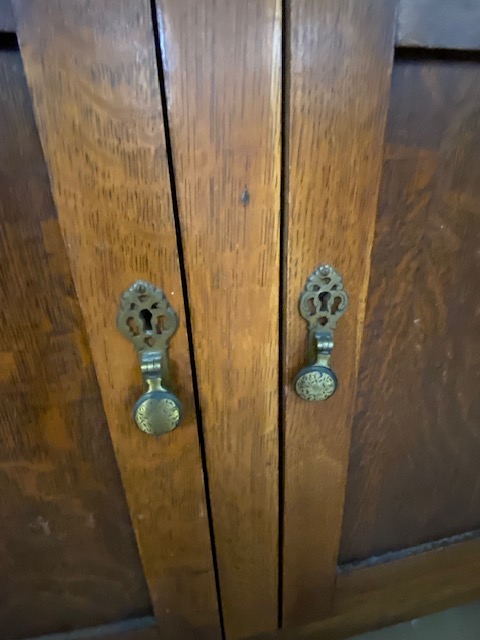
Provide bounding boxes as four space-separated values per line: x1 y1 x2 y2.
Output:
294 264 348 401
117 280 182 435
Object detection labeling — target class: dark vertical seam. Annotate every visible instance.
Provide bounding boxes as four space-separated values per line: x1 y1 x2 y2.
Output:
149 2 226 638
278 0 291 629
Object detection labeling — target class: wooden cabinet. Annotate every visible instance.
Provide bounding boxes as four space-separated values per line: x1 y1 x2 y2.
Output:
1 1 479 639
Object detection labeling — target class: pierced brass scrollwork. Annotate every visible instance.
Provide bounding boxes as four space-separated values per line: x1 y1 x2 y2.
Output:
117 280 182 435
294 265 348 401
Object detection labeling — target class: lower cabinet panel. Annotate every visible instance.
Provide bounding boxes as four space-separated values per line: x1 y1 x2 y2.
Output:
341 54 480 562
0 49 151 639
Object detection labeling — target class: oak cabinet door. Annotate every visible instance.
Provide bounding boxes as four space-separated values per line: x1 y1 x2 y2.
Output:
283 1 480 637
0 45 150 640
12 1 220 639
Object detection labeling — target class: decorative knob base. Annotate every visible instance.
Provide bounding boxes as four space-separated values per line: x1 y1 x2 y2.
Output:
294 365 338 401
134 389 182 435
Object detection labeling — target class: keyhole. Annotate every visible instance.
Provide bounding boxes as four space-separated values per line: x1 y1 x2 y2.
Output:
140 308 153 332
319 291 331 311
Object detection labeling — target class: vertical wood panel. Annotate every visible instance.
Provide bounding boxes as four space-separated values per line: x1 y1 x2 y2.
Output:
14 1 220 638
0 49 150 639
283 0 396 627
157 1 281 637
340 58 480 562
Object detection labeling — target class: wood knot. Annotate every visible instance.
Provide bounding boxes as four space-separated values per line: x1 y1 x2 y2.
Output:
241 187 250 207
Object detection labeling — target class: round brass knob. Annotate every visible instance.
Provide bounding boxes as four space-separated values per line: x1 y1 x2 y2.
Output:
133 388 182 435
294 365 338 401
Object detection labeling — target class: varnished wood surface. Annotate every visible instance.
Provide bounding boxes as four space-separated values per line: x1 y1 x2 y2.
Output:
334 538 480 634
0 0 14 31
397 0 480 51
157 1 281 637
0 50 150 638
282 0 396 627
340 57 480 562
252 538 480 640
14 1 220 638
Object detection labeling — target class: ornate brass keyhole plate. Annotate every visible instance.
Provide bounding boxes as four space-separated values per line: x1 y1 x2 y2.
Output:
294 265 348 401
117 280 182 435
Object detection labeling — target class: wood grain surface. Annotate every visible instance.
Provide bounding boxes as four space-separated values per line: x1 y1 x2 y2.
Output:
282 0 396 627
156 1 281 637
0 0 14 31
0 49 150 639
13 1 220 638
334 538 480 635
340 56 480 562
251 537 480 640
397 0 480 51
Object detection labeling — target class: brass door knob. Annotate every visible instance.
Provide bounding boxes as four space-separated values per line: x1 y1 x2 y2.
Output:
117 280 182 435
294 265 348 401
